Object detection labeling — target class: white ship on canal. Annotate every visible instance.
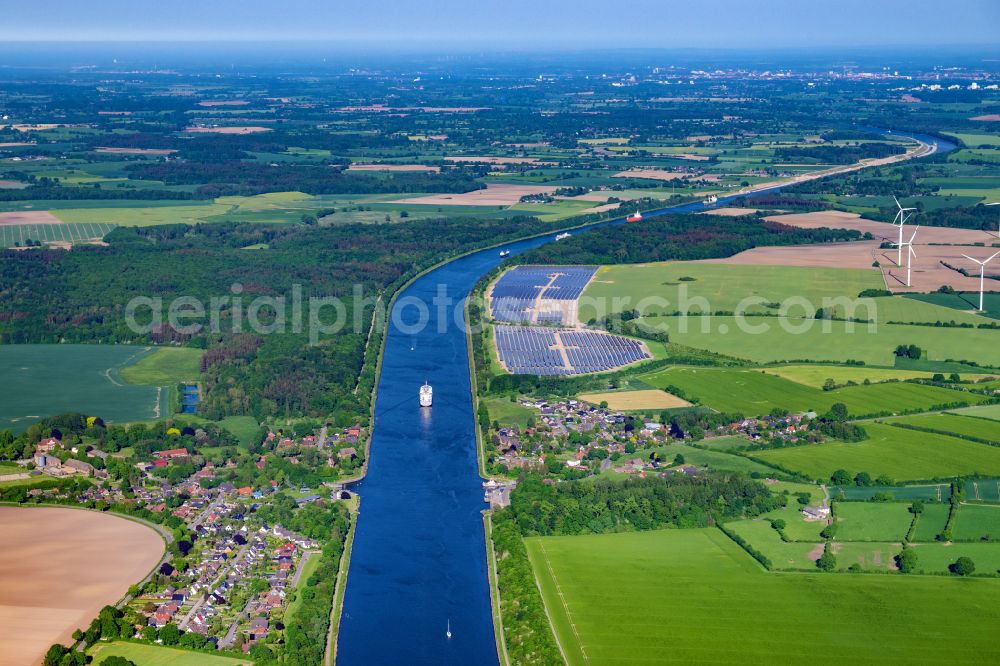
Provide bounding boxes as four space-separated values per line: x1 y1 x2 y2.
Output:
419 381 433 407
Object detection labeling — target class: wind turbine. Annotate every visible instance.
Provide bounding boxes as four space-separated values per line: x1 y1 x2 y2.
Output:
961 250 1000 312
898 226 918 287
892 196 917 267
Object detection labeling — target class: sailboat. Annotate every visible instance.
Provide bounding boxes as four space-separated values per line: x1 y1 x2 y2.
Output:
446 619 452 639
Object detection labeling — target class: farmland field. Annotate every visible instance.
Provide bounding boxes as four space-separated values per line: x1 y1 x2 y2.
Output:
651 315 1000 366
754 422 1000 481
525 528 1000 665
119 347 203 386
0 222 116 248
911 502 951 541
88 642 252 666
761 364 961 387
0 507 165 666
834 502 913 542
0 345 166 431
888 412 1000 443
580 263 882 320
953 504 1000 541
952 405 1000 421
639 366 986 417
576 389 690 410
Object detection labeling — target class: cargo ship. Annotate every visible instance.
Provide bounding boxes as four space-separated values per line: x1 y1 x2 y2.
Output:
626 210 643 223
419 381 433 407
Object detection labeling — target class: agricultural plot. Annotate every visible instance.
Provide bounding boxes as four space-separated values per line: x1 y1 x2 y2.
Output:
834 502 913 542
952 405 1000 421
889 413 1000 443
639 366 986 417
0 222 115 248
911 502 951 541
576 389 690 410
966 478 1000 502
908 541 1000 574
88 642 252 666
525 528 1000 666
652 315 1000 367
119 347 203 386
953 504 1000 541
0 345 166 431
831 484 951 502
761 504 825 541
762 364 947 387
483 397 536 428
580 263 882 321
754 422 1000 482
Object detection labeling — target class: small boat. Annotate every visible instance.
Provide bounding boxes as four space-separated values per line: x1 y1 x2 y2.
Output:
419 381 433 407
703 195 718 205
555 232 571 241
499 249 510 258
626 210 643 223
446 619 452 639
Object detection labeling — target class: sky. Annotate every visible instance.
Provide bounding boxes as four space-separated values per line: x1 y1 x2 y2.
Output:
0 0 997 49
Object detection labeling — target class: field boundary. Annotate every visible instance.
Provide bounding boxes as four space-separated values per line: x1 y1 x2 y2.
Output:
325 497 360 666
526 540 585 666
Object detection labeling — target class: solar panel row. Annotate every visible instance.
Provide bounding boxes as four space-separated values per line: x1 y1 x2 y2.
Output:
494 325 650 376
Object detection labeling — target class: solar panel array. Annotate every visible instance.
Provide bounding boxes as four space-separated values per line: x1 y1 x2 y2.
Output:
490 265 598 324
560 330 649 373
495 325 650 376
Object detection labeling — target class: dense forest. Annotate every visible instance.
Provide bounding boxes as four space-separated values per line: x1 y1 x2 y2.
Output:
516 213 866 265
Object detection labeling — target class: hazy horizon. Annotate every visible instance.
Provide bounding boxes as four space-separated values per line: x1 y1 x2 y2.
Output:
1 0 998 49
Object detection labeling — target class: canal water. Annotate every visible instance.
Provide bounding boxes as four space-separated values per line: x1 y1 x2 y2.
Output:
335 130 953 665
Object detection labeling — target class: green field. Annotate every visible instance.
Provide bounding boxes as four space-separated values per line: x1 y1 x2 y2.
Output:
761 504 824 541
945 132 1000 148
89 641 252 666
581 263 882 321
120 347 203 385
952 405 1000 421
834 502 913 542
754 422 1000 482
525 528 1000 665
0 345 166 431
52 203 233 227
911 503 951 542
640 366 986 417
762 364 958 388
888 412 1000 443
953 504 1000 541
648 315 1000 367
483 396 536 428
613 442 777 476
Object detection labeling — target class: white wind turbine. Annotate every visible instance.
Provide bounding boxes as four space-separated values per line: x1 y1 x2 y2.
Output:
961 250 1000 312
892 195 917 267
898 226 919 287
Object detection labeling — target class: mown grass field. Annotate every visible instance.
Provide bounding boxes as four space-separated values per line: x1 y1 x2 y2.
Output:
525 528 1000 665
953 504 1000 542
0 344 165 431
834 502 913 542
88 641 252 666
761 504 824 541
953 405 1000 421
754 422 1000 482
650 315 1000 367
608 442 777 476
640 366 986 417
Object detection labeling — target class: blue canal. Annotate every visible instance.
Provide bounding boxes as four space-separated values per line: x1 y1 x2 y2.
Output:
334 130 954 665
